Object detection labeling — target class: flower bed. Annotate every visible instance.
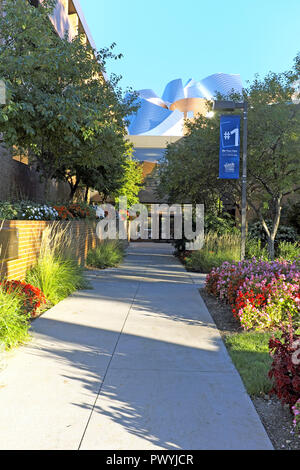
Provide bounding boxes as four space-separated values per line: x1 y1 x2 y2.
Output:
0 201 97 221
205 257 300 437
0 280 47 317
206 258 300 331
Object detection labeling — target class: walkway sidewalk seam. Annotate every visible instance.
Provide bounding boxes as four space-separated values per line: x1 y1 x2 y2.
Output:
77 280 142 450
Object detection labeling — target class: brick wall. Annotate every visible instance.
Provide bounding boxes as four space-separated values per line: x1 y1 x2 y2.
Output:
0 220 99 281
0 145 70 203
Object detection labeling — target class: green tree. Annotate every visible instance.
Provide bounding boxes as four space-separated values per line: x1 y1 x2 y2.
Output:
244 57 300 259
158 55 300 259
0 0 137 200
114 149 144 207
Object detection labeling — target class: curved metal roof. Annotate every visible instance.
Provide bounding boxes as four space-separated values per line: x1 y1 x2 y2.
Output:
127 73 243 136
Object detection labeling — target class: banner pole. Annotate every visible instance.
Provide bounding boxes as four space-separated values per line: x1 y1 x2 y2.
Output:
240 101 248 261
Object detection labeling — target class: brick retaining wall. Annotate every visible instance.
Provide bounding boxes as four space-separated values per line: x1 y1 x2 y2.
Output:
0 220 99 281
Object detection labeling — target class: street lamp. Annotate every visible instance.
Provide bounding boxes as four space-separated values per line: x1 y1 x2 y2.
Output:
213 99 248 261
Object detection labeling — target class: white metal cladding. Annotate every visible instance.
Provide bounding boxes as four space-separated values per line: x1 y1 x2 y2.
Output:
127 73 243 136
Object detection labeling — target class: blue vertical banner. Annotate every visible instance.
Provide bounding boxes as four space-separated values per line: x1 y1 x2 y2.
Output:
219 115 241 179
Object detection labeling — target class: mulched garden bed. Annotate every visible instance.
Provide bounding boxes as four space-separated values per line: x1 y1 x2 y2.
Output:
199 287 300 451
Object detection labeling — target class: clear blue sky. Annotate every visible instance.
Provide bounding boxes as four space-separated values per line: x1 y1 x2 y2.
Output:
82 0 300 97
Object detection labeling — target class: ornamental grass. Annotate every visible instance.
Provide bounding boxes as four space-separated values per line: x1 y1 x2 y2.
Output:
26 223 87 305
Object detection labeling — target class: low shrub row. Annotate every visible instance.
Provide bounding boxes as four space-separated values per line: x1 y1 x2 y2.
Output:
0 201 98 221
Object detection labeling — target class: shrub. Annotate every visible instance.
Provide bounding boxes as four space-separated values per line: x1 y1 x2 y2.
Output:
248 220 298 245
286 201 300 235
0 280 47 317
277 241 300 262
184 232 240 272
86 240 125 269
245 238 269 260
26 224 86 305
268 323 300 409
204 212 238 235
0 286 31 349
174 213 237 253
0 201 59 220
0 202 21 220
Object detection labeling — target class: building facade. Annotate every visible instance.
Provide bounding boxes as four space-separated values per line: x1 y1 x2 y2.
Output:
126 74 243 204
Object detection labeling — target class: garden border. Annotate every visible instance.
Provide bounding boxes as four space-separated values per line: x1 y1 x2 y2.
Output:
0 219 100 281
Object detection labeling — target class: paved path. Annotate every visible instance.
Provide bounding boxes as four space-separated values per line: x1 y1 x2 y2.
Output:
0 243 273 450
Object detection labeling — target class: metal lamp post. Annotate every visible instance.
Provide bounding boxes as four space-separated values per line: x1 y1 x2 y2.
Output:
213 99 248 261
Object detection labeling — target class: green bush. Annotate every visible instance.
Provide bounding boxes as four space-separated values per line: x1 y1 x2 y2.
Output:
0 202 21 220
248 220 298 245
286 201 300 235
204 212 238 235
277 241 300 261
184 232 240 272
86 240 125 269
245 238 269 260
0 286 31 350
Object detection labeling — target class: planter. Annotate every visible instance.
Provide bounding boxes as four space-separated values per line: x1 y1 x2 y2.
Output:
0 219 100 280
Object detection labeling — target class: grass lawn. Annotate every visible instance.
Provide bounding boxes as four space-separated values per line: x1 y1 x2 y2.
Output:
224 331 278 396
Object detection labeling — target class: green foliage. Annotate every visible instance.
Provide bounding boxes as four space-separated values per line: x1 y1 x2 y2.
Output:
277 241 300 261
204 212 238 235
286 201 300 234
114 154 144 207
248 220 298 244
0 286 31 350
0 202 21 220
86 240 125 269
26 257 85 305
157 112 226 210
245 238 269 260
25 223 87 305
158 53 300 260
0 0 138 200
184 232 240 272
0 201 59 220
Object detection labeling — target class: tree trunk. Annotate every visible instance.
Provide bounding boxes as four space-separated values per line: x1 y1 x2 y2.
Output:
69 178 80 201
264 196 282 260
84 186 89 203
267 236 276 261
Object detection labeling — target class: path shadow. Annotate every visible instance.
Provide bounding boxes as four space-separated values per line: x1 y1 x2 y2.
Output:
27 315 243 450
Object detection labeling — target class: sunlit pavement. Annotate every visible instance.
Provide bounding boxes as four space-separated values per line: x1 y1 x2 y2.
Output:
0 243 273 450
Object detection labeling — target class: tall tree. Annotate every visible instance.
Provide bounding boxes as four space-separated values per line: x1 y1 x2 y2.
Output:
158 55 300 258
0 0 138 200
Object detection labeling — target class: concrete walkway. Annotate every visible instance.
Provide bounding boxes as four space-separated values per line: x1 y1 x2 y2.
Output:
0 243 273 450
